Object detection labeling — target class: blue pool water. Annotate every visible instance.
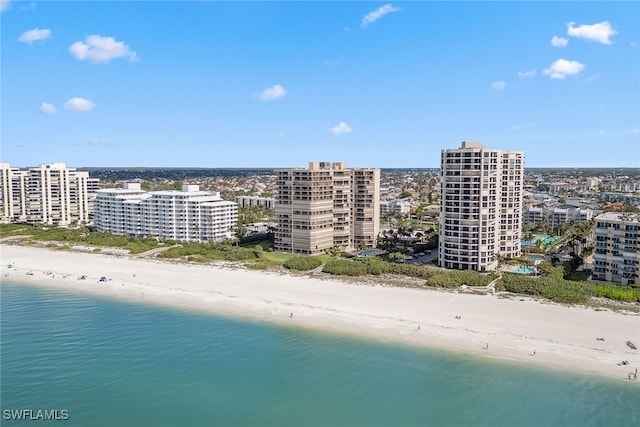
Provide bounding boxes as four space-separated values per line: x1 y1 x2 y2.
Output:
522 234 562 247
357 249 384 256
513 267 536 274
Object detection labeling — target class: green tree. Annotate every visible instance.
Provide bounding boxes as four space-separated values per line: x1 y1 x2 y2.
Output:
388 252 406 261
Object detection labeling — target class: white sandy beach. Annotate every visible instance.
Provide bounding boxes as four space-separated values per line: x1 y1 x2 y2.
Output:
1 244 639 382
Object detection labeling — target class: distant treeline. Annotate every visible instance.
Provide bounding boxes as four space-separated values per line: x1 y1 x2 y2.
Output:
81 168 277 181
80 167 639 182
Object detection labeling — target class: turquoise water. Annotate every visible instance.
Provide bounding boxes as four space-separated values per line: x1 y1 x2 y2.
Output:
522 234 562 247
356 249 385 257
513 267 536 274
2 282 639 426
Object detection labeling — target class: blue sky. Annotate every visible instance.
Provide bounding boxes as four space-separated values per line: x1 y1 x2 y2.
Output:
2 1 639 168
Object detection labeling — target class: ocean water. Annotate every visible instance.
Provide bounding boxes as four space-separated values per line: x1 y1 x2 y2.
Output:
1 282 638 427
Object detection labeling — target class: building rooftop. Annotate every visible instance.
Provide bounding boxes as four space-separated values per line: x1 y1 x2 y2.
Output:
97 187 146 194
596 212 640 223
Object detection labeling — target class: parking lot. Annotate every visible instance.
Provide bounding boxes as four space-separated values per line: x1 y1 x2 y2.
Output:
403 248 438 265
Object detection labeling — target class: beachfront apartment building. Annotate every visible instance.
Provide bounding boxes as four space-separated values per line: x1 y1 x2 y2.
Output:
593 212 639 285
0 162 94 225
94 183 238 242
380 199 412 216
523 205 593 227
274 162 380 255
439 142 524 271
600 192 640 207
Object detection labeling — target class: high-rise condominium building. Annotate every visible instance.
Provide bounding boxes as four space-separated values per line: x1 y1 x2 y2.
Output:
439 142 524 271
0 162 93 225
593 212 639 285
94 183 238 242
274 162 380 255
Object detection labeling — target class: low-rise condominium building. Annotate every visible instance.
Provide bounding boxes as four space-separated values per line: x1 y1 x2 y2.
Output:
94 183 238 242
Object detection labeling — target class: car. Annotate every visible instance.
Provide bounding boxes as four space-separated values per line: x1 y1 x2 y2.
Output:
425 250 432 255
417 252 425 257
407 256 414 260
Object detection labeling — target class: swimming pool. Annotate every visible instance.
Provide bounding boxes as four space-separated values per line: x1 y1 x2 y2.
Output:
521 234 562 247
357 249 385 257
513 267 535 274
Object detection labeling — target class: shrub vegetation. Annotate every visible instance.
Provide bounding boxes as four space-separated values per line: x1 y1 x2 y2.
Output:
283 256 323 271
322 257 497 287
159 242 260 261
496 264 640 304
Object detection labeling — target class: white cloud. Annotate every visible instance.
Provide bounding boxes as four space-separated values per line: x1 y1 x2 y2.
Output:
567 21 617 45
361 4 400 28
542 59 585 79
64 97 95 112
0 0 10 12
18 28 51 43
69 35 138 63
172 133 182 141
323 60 341 65
551 36 568 47
517 69 536 78
255 84 287 101
39 102 56 115
328 121 352 136
491 81 506 90
632 128 639 134
274 131 285 138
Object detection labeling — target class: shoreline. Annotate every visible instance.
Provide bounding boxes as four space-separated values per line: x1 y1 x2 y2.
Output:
1 244 639 383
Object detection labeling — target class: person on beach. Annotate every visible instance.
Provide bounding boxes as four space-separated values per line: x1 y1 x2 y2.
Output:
417 325 420 331
289 312 293 318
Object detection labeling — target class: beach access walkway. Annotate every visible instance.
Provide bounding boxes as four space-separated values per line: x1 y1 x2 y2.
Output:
134 244 182 258
0 235 33 243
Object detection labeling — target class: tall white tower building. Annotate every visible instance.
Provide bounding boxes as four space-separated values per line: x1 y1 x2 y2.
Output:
439 142 524 271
